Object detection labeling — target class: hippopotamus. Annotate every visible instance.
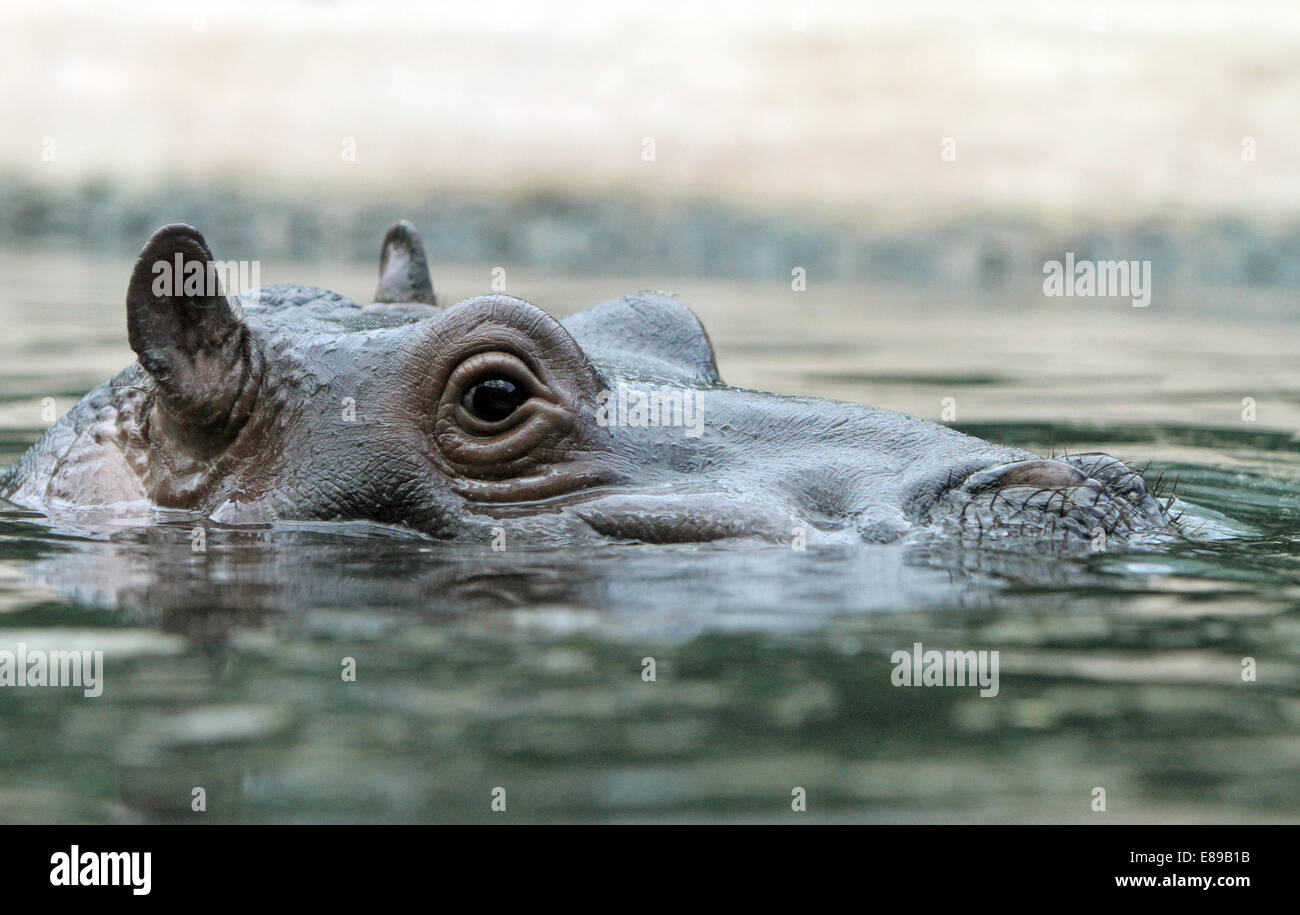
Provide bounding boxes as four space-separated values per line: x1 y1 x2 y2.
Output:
1 221 1178 550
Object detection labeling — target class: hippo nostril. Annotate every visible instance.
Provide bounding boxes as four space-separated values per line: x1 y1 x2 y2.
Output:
961 459 1089 493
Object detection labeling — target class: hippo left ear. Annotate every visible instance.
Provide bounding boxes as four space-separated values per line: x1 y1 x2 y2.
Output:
373 220 437 308
127 224 259 451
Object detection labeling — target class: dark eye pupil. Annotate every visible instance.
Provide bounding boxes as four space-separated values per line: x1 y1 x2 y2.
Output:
463 378 525 422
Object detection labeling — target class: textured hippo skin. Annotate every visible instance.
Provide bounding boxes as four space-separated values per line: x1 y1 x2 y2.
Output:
1 221 1177 550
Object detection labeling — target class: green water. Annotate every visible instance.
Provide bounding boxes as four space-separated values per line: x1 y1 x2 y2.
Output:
1 251 1298 822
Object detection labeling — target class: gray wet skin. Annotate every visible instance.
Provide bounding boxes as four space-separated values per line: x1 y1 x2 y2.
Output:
2 221 1177 549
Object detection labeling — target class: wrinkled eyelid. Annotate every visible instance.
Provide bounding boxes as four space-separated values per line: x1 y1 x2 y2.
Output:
447 351 540 393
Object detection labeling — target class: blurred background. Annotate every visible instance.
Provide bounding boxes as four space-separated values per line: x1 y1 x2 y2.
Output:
3 0 1300 284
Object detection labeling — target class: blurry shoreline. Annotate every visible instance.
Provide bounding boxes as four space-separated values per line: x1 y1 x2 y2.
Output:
4 176 1299 287
6 0 1300 285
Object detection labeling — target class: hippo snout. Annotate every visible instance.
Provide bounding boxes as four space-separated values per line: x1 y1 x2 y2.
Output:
927 454 1176 548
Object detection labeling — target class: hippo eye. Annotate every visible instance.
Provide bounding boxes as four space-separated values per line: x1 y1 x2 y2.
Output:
461 377 528 423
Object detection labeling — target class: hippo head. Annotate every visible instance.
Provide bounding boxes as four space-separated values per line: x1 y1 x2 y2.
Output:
22 221 1178 551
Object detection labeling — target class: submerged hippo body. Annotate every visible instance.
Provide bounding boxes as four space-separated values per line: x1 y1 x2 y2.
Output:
2 222 1177 550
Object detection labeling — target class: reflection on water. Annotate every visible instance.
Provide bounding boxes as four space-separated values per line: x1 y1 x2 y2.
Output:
1 251 1298 822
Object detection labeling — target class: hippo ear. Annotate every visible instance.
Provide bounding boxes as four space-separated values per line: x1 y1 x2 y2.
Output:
126 224 258 449
562 292 721 386
373 220 437 307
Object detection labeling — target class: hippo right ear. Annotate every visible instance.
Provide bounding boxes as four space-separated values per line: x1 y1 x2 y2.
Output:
127 224 259 451
372 220 437 308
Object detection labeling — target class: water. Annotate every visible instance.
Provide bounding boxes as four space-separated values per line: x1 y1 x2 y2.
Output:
1 250 1298 823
